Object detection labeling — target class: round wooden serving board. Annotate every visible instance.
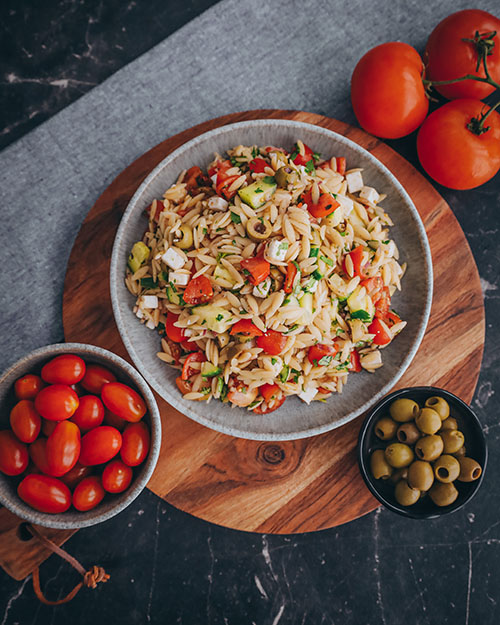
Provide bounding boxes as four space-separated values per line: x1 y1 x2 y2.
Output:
63 110 484 534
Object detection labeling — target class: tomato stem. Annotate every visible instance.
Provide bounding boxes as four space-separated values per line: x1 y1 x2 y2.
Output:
467 99 500 135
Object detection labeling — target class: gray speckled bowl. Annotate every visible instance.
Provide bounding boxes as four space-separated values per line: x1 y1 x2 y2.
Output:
0 343 161 529
110 119 433 441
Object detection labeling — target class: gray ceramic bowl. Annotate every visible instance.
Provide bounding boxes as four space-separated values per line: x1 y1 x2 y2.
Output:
110 119 433 441
0 343 161 529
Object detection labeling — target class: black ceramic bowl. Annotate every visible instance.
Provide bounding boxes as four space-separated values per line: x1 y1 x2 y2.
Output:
358 387 487 519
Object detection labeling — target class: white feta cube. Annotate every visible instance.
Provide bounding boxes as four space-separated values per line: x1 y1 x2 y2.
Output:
298 387 317 404
146 319 156 330
346 170 364 194
168 271 190 286
253 277 271 298
162 247 185 270
266 239 289 263
208 196 229 211
359 186 380 204
135 307 144 319
141 295 159 309
335 194 354 217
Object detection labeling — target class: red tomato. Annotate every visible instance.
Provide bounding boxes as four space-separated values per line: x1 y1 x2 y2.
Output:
249 158 269 173
302 191 339 219
336 157 346 175
59 463 92 489
102 459 133 493
34 384 79 421
181 352 206 380
10 400 41 443
351 42 429 138
240 257 270 285
41 418 58 437
101 382 147 423
229 319 264 337
208 159 231 178
417 99 500 189
374 287 391 320
175 376 193 395
308 344 339 366
0 431 29 476
284 261 298 294
227 385 258 408
253 395 286 414
256 330 287 356
292 142 314 166
14 374 44 400
18 474 71 513
146 199 164 222
81 364 117 394
368 318 392 346
216 174 240 200
121 422 150 467
29 438 51 474
183 275 214 305
79 426 122 466
72 476 106 511
259 384 281 404
385 311 402 327
343 245 366 278
425 10 500 100
360 277 384 295
165 313 186 343
46 421 81 477
70 395 104 432
103 409 127 431
41 354 86 385
184 165 210 192
350 350 362 373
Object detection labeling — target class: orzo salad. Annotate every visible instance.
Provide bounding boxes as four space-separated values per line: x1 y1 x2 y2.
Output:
125 140 407 414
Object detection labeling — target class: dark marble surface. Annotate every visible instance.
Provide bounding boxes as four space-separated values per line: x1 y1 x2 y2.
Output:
1 1 500 624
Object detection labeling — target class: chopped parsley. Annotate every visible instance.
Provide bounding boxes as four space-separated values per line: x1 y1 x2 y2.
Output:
318 355 333 366
350 310 372 321
216 314 224 321
230 212 241 224
313 151 321 163
309 247 320 258
304 159 315 174
140 278 158 289
251 146 259 158
159 271 169 282
271 357 278 365
285 324 299 334
200 387 211 395
382 240 390 244
312 269 323 281
157 322 165 336
290 144 300 161
216 252 229 263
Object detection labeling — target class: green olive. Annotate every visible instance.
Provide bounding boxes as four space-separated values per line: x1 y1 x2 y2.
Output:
415 435 444 462
408 460 434 491
389 398 420 423
384 443 414 468
453 445 466 458
429 481 459 507
389 467 408 484
433 455 460 483
440 417 458 431
424 396 450 420
441 430 465 454
275 166 300 189
370 449 393 480
374 417 398 441
396 422 420 445
246 217 273 241
394 480 420 506
173 225 193 250
415 407 442 435
457 457 482 482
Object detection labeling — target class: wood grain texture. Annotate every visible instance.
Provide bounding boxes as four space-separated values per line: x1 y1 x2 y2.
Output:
60 110 484 534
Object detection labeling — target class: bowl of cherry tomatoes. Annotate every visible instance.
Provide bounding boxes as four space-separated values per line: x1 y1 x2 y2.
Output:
0 343 161 529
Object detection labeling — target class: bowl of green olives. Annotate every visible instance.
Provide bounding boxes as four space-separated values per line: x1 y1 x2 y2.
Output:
357 387 487 519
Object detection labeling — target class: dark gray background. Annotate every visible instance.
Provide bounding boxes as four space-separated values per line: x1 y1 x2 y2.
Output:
0 1 499 623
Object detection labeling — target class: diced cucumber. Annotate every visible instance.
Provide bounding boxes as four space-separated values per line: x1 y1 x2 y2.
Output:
309 247 320 258
279 364 290 383
238 176 277 209
347 286 374 321
299 292 314 325
201 362 222 378
128 242 150 273
192 304 232 333
166 285 181 305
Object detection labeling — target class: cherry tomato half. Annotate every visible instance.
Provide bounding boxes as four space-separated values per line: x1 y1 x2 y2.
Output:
256 330 287 356
79 426 122 466
10 400 41 443
182 275 214 306
165 313 186 343
120 422 150 467
253 394 286 414
240 257 270 286
41 354 86 385
308 344 339 367
101 383 147 423
18 474 71 513
70 395 105 432
80 364 117 395
102 459 133 493
0 430 29 476
35 385 79 421
72 476 105 512
351 42 429 139
29 438 51 474
368 318 392 346
14 374 44 400
46 421 81 477
59 463 93 489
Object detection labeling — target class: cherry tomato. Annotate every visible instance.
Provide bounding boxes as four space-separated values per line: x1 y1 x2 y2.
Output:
227 382 258 408
350 350 362 373
256 330 287 356
184 165 210 192
165 313 186 343
249 158 269 173
29 438 51 474
79 426 122 466
284 261 299 294
302 191 339 219
59 463 93 489
121 422 150 467
308 344 339 366
10 400 41 443
103 409 127 432
46 421 81 477
292 142 315 167
343 245 366 278
41 354 86 385
181 351 206 381
425 10 500 100
41 418 58 437
14 374 44 400
360 277 384 296
101 382 147 423
146 199 164 222
175 377 192 394
18 474 71 513
385 311 402 327
253 395 286 414
216 174 240 200
72 476 105 512
417 99 500 189
0 431 29 476
102 459 133 493
240 257 270 286
35 385 79 421
183 275 214 305
368 318 392 346
208 158 231 178
351 42 429 138
374 287 391 320
70 395 104 432
229 319 264 337
81 364 117 394
336 157 346 175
